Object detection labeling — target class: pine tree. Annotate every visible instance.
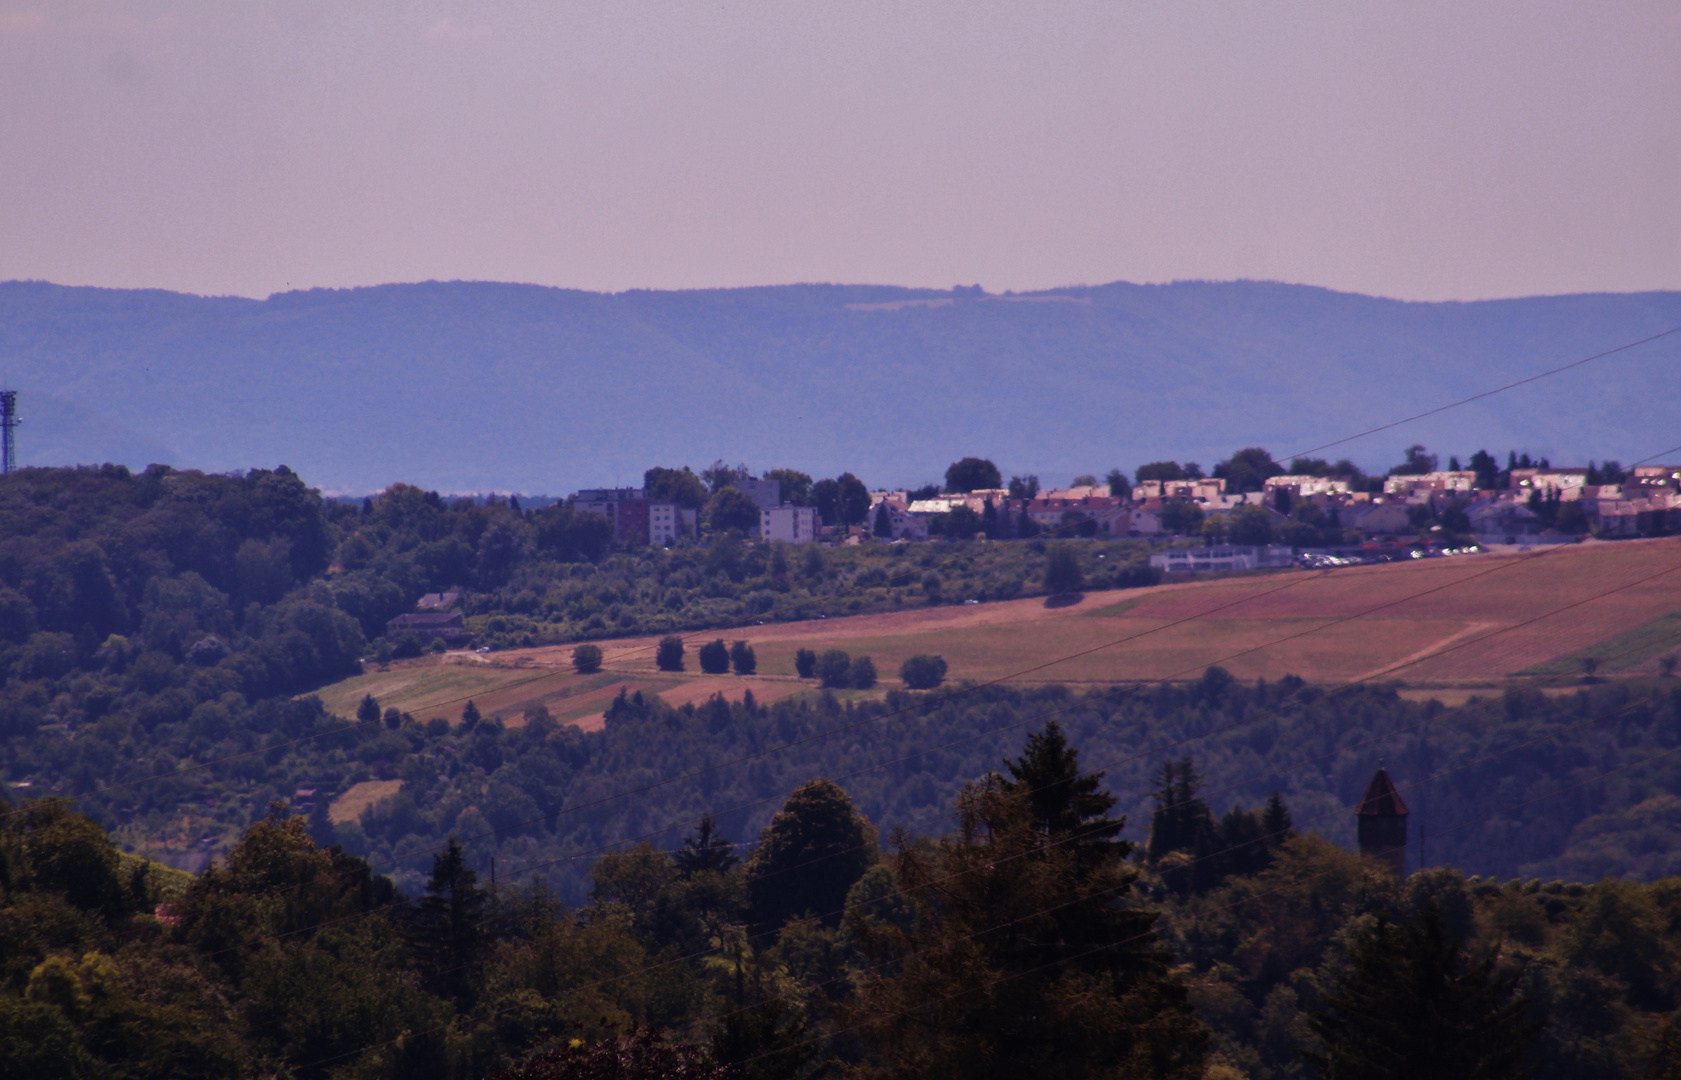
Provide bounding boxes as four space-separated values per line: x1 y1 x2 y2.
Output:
673 814 740 877
356 693 380 726
874 501 893 538
849 731 1206 1078
461 700 481 730
408 838 490 1008
1303 901 1536 1080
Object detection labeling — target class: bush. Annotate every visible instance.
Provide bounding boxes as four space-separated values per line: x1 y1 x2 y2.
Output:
1043 543 1083 595
795 648 817 679
851 655 877 689
572 643 603 674
698 639 730 674
817 650 852 688
730 640 757 675
900 654 948 689
656 636 686 672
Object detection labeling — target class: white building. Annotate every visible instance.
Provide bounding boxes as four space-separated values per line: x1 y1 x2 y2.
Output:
649 502 693 546
761 505 820 544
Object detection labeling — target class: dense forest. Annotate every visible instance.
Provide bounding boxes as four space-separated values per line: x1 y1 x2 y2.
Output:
7 720 1681 1078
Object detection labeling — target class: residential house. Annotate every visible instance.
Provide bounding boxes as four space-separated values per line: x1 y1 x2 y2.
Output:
1134 478 1226 502
574 487 651 544
648 502 693 546
1264 475 1354 498
1382 471 1477 496
761 505 821 544
416 592 460 610
1508 469 1588 494
386 612 465 640
1344 501 1416 537
1466 495 1543 541
734 478 783 510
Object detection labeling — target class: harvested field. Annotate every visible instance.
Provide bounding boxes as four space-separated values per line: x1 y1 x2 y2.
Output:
312 538 1681 716
330 779 402 825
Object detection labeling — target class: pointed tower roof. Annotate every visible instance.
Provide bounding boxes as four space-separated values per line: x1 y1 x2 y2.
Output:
1355 768 1409 817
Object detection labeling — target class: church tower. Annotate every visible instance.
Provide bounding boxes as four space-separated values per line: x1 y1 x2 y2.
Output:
1356 767 1409 877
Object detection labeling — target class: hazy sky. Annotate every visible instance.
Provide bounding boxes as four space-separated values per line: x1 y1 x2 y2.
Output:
3 1 1679 301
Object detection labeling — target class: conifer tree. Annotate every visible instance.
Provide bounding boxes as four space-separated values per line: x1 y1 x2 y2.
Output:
356 693 381 726
848 724 1207 1079
408 838 490 1008
461 700 481 730
1303 901 1536 1080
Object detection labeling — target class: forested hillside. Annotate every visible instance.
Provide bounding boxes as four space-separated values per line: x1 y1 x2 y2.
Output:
3 279 1679 492
4 463 1681 899
7 719 1681 1079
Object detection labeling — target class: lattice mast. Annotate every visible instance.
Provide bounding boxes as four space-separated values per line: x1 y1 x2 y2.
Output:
0 390 16 474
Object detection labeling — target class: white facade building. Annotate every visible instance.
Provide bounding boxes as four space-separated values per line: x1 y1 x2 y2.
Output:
761 505 820 544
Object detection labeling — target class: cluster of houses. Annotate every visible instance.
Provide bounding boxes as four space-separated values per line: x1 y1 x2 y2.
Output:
864 464 1681 546
544 464 1681 553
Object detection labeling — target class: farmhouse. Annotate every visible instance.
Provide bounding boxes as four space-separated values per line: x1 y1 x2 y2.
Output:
386 612 465 640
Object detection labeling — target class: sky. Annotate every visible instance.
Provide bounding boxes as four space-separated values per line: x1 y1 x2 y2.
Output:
2 0 1679 302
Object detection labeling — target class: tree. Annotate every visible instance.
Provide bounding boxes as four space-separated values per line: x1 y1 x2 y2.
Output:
874 502 893 538
1303 902 1536 1080
572 643 603 674
1008 474 1040 499
382 706 403 731
837 473 871 525
765 468 815 507
812 479 842 526
1137 461 1203 482
461 700 481 730
817 650 852 688
1391 444 1440 477
1158 499 1204 535
1043 543 1083 596
1104 468 1132 499
945 457 1003 493
356 693 381 726
851 655 877 689
408 837 490 1007
1468 449 1501 490
1213 447 1284 493
900 654 948 689
847 735 1206 1078
674 813 739 877
1229 504 1275 546
746 778 874 930
656 636 685 672
645 466 709 508
1001 721 1124 849
698 639 730 675
702 459 752 493
795 648 817 678
943 505 982 540
704 487 761 534
730 640 757 675
1071 474 1098 487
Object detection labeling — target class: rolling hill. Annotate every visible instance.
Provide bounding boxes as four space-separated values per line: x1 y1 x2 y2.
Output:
2 278 1679 493
324 536 1681 731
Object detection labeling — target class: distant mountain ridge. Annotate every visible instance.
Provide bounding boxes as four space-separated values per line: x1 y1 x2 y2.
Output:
1 278 1678 493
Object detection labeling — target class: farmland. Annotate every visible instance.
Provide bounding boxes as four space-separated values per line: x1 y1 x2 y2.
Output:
324 536 1681 728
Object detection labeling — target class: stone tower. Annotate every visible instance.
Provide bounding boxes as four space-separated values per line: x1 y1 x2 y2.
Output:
1355 767 1409 877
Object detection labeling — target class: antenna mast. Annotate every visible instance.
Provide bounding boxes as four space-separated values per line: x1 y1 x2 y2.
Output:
0 390 16 474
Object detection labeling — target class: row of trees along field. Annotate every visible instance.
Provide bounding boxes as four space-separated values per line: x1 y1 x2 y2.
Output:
8 721 1681 1079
